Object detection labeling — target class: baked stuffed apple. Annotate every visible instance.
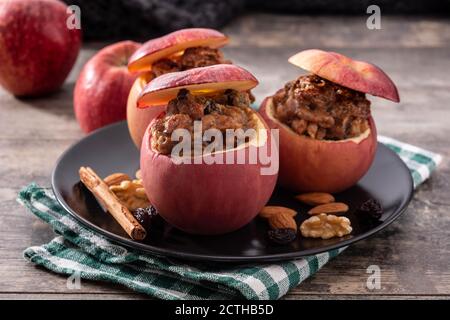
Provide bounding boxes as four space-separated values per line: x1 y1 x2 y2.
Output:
127 28 231 148
260 49 400 193
138 64 278 235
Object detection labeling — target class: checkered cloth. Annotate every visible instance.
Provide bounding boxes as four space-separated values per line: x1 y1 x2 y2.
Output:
18 136 441 300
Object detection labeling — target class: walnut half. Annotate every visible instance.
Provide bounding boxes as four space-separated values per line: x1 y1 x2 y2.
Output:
300 213 352 240
109 179 150 211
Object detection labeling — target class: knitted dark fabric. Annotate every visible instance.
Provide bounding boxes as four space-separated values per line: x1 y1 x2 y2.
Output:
63 0 244 40
245 0 450 14
63 0 450 40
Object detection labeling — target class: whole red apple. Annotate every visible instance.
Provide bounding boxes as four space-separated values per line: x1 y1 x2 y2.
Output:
74 41 141 133
0 0 82 97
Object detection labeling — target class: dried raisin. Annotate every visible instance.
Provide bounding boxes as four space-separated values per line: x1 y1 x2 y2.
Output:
132 206 158 231
267 228 297 245
357 198 383 220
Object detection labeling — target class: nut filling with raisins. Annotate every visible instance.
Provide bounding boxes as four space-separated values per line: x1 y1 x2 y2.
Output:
150 47 230 78
273 74 371 140
151 89 257 155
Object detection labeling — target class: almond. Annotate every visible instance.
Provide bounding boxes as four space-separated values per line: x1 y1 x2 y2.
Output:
308 202 349 215
295 192 335 206
104 173 131 187
259 206 297 219
268 212 297 230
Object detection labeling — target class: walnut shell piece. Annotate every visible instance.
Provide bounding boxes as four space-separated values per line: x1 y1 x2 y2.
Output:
300 213 352 239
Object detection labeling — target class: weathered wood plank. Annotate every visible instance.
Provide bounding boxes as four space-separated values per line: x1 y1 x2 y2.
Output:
0 293 149 300
0 293 448 300
225 15 450 49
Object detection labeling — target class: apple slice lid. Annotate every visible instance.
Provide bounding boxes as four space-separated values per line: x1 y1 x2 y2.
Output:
137 64 258 108
288 49 400 102
128 28 229 73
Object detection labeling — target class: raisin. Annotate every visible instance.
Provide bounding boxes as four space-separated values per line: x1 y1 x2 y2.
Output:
204 100 219 114
267 228 297 245
224 89 234 105
357 198 383 220
177 88 189 98
132 206 158 231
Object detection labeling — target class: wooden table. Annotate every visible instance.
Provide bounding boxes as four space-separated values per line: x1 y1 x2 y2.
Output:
0 14 449 300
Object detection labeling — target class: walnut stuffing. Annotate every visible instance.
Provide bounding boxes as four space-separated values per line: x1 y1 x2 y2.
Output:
273 74 371 140
151 89 256 155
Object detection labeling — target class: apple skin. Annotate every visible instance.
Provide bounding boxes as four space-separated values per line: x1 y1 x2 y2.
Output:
0 0 81 97
128 28 228 73
140 112 278 235
259 98 377 193
289 49 400 102
127 73 165 148
137 64 258 108
74 41 141 133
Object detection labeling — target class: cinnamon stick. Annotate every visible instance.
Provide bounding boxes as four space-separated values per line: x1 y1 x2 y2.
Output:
79 166 146 240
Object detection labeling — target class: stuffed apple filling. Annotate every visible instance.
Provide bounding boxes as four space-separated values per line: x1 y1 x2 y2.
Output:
150 89 256 154
272 74 371 140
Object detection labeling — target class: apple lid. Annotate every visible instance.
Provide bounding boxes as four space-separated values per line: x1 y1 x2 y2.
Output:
288 49 400 102
128 28 229 73
137 64 258 108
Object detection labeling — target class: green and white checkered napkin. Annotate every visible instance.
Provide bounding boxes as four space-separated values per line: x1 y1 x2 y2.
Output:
18 135 441 300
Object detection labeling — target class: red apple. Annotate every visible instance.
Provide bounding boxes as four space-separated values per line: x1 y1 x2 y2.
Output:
260 98 377 193
288 49 400 102
128 28 228 73
137 64 258 108
74 41 141 133
0 0 81 97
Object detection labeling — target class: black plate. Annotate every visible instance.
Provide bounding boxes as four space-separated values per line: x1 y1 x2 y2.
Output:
52 121 413 262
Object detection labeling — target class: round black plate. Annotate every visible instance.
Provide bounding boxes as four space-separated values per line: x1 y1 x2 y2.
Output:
52 121 413 262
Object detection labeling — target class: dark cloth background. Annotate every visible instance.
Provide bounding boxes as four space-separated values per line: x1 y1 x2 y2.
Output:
64 0 450 40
